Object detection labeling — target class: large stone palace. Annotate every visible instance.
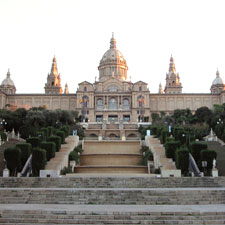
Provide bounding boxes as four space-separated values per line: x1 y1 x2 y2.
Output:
0 34 225 122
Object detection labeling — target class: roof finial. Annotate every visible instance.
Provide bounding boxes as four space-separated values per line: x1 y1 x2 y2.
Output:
216 68 220 77
7 69 10 77
110 32 116 49
169 55 176 73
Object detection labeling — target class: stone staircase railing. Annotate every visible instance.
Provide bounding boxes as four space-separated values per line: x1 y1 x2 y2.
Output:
145 136 181 177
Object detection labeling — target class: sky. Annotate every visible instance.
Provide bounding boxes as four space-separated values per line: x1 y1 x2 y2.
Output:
0 0 225 94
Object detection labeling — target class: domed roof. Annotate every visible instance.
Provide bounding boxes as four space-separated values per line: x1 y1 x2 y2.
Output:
1 69 15 86
98 33 128 81
212 70 224 85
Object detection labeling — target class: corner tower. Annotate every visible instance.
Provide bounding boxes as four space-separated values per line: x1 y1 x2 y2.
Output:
0 69 16 94
98 33 128 82
164 55 182 94
210 69 225 94
44 56 63 94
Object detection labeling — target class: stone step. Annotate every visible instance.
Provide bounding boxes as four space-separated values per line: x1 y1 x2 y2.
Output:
1 206 225 224
74 166 148 173
0 188 225 205
83 140 141 154
80 154 142 166
0 176 224 188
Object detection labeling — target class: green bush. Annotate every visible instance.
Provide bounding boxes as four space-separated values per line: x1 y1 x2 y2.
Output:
55 130 65 144
160 129 169 144
32 148 46 176
4 147 21 176
175 148 189 175
47 126 54 137
26 137 41 149
0 131 7 141
201 150 217 170
141 146 153 166
16 143 32 169
40 128 48 138
165 140 180 161
36 131 45 141
47 136 61 152
190 142 207 163
60 125 70 137
40 141 56 161
74 144 83 153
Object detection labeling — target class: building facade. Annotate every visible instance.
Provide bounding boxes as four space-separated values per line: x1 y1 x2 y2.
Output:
0 34 225 122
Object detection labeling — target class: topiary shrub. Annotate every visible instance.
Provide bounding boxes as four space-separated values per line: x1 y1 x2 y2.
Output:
175 148 189 175
40 128 48 138
16 143 32 169
60 125 70 137
40 141 56 161
0 131 7 142
47 126 54 137
32 148 46 176
165 140 181 161
141 146 153 166
26 137 41 149
201 150 217 170
4 147 21 176
36 131 45 141
160 129 169 144
190 142 207 163
47 136 61 152
55 130 65 144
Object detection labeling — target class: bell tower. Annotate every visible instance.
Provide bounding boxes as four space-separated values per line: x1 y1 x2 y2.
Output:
44 56 63 94
164 55 182 94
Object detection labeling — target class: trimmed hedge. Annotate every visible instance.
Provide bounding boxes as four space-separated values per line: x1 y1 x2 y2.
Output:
47 126 53 137
0 131 7 141
32 148 46 176
60 125 70 137
165 140 180 161
160 129 169 144
16 143 32 168
47 136 61 152
55 130 65 144
190 142 208 163
40 128 48 138
40 141 56 161
201 150 217 170
175 148 189 175
4 147 21 176
26 137 41 149
36 131 45 141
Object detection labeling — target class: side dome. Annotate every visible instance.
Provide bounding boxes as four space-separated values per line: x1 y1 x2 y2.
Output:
210 70 225 94
212 70 224 85
98 33 128 82
0 69 16 94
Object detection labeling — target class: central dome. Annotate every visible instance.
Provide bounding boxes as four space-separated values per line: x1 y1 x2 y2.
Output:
98 33 128 82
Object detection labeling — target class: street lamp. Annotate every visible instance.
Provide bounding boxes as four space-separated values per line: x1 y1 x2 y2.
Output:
0 119 7 131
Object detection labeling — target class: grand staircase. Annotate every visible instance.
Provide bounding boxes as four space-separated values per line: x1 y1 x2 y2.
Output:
74 140 148 173
0 176 225 224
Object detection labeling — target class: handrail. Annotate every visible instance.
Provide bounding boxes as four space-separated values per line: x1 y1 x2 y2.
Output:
189 153 201 177
20 154 32 177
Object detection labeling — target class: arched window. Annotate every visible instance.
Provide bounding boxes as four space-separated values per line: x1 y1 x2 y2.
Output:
139 86 142 91
109 98 117 110
97 98 103 109
172 81 175 86
84 86 87 92
123 98 129 109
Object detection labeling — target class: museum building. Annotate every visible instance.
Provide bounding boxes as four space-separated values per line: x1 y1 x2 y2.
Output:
0 34 225 122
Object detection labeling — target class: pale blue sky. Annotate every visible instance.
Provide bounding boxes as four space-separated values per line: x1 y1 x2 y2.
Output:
0 0 225 93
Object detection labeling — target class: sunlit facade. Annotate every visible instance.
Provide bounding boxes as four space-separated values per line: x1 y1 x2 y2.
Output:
0 34 225 122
